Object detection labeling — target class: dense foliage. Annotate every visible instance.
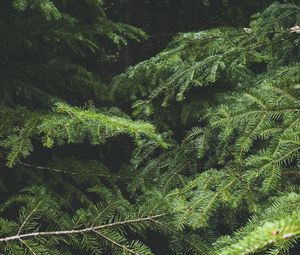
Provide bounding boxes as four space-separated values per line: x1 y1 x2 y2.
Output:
0 0 299 254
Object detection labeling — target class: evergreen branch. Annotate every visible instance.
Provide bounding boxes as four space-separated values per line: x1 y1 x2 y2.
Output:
20 239 37 255
18 200 43 235
19 161 135 180
91 201 123 227
93 230 140 255
217 109 300 125
218 212 300 255
193 178 237 226
150 219 209 254
237 115 266 157
0 214 165 243
271 116 300 157
163 163 188 192
138 28 284 64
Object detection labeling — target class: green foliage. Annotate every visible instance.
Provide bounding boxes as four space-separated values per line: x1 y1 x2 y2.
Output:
218 211 300 255
111 2 299 114
0 0 146 106
13 0 62 20
208 64 300 192
0 1 300 255
1 102 166 167
110 2 300 254
214 193 300 254
0 186 165 254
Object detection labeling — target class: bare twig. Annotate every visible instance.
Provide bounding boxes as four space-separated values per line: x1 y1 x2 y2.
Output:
19 161 135 179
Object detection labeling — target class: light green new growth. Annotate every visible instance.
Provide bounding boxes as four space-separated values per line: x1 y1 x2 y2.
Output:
2 102 166 167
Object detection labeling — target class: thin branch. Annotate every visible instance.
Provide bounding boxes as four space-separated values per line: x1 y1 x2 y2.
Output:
143 28 285 72
93 230 140 255
0 214 166 243
18 200 43 235
91 201 122 227
0 156 155 182
20 239 37 255
19 161 135 180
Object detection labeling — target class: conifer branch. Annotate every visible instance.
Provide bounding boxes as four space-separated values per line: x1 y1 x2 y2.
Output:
93 230 140 255
20 239 37 255
19 161 135 179
18 200 43 235
0 214 166 243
